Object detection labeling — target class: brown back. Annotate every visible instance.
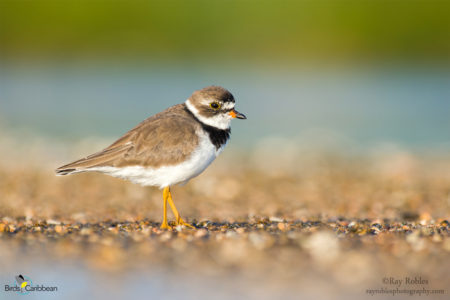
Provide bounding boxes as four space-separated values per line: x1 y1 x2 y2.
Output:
56 104 201 172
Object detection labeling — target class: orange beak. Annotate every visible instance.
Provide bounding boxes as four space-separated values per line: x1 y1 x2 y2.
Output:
229 109 246 119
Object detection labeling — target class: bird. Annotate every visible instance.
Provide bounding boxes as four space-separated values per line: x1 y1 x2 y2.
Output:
56 86 246 229
15 275 28 289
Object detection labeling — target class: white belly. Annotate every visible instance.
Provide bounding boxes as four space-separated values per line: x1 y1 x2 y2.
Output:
88 130 226 188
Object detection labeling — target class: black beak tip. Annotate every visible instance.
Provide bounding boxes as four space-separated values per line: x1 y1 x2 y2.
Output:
237 113 247 120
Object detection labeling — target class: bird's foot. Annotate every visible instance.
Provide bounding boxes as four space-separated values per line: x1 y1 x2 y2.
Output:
176 217 195 229
160 221 170 230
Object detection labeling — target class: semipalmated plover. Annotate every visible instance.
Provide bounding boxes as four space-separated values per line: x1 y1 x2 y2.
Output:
56 86 246 229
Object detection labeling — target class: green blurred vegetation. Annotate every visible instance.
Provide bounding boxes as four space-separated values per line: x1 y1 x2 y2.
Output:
0 0 449 64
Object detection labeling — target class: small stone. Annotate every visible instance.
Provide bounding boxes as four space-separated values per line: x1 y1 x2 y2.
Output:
80 228 92 235
277 222 287 231
236 228 245 234
338 221 349 227
269 217 283 223
108 227 119 234
358 229 368 235
8 225 16 233
194 229 208 238
369 226 381 234
371 223 382 230
419 212 431 225
440 220 449 227
46 219 61 225
2 217 14 223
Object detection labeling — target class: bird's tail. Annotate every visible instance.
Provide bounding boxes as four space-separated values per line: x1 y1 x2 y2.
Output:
55 167 79 176
55 143 132 176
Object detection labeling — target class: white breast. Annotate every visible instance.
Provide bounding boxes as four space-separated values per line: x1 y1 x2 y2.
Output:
88 129 225 188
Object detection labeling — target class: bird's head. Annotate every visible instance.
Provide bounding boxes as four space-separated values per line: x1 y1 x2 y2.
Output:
186 86 246 129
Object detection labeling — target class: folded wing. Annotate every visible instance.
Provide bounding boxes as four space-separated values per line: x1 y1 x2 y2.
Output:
55 104 200 175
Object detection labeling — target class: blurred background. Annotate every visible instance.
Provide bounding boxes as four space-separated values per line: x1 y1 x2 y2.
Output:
1 0 449 151
1 0 449 299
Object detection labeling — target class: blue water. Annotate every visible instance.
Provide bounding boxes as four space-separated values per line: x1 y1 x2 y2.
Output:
0 261 360 300
1 64 449 151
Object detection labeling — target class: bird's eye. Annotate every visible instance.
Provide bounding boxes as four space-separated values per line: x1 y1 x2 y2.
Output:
210 102 221 109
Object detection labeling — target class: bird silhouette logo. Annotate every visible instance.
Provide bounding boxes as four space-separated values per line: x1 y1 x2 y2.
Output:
15 274 31 293
15 275 28 288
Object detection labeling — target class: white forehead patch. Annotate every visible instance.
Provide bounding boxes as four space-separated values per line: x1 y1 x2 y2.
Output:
222 102 235 110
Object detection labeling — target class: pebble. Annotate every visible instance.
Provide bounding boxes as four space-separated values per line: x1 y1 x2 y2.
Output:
54 225 64 234
236 228 245 234
46 219 61 225
80 228 93 235
0 217 448 271
440 220 449 227
8 225 16 233
194 228 208 238
269 217 284 223
277 222 287 231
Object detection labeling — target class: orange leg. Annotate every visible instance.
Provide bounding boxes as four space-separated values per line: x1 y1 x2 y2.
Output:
160 187 170 229
166 187 195 229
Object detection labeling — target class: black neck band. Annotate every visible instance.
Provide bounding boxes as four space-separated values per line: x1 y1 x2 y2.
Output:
184 105 231 150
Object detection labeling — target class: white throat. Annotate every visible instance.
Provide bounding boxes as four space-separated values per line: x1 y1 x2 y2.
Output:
185 99 232 130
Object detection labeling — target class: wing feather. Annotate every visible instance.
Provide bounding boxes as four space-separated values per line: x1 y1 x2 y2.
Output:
55 104 200 175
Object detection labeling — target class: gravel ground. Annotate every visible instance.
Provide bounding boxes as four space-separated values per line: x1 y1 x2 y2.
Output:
1 216 449 299
1 147 449 299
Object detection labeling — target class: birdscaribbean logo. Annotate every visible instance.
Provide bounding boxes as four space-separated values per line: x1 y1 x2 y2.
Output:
4 275 58 295
15 275 30 293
